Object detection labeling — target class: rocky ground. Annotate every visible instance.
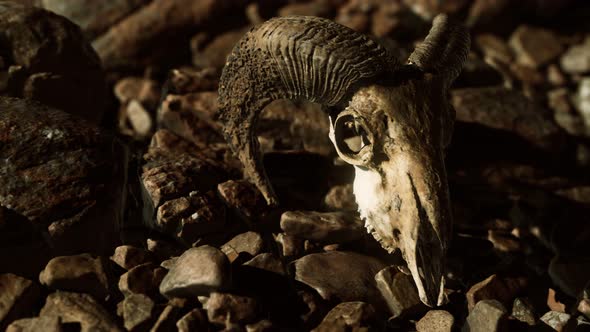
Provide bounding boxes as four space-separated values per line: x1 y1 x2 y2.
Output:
1 0 590 331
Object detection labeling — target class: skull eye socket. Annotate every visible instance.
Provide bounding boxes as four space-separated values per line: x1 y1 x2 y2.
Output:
333 111 373 166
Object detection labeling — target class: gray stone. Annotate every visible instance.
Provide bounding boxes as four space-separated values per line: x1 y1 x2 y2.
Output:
39 254 110 301
244 253 284 275
6 315 62 332
159 246 230 298
206 292 259 325
323 184 357 211
280 211 364 243
117 294 154 332
509 25 563 68
416 310 454 332
462 300 508 332
312 301 376 332
561 37 590 74
39 292 122 332
511 298 536 326
375 266 425 319
176 308 208 332
111 245 152 270
540 311 572 331
294 251 386 308
0 274 40 331
220 231 264 263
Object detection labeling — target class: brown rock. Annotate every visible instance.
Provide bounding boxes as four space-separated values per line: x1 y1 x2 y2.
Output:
312 301 376 332
206 292 259 326
404 0 469 19
416 310 454 332
374 266 425 319
466 274 527 311
221 232 264 263
159 246 230 298
39 254 110 301
547 64 567 86
146 238 183 262
0 274 40 331
217 180 268 221
324 184 357 211
111 245 152 270
117 294 155 332
244 253 285 275
280 211 364 243
166 67 219 94
39 291 121 332
176 308 208 332
6 315 62 332
476 34 513 64
462 300 508 332
0 3 106 123
118 263 164 298
192 28 250 70
560 37 590 74
151 299 185 332
509 25 563 68
246 319 274 332
294 251 386 308
274 233 304 259
578 299 590 320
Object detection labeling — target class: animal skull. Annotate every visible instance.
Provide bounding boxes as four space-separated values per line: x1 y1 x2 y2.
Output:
218 15 469 307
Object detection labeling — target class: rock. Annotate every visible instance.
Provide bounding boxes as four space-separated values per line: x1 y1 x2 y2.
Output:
151 299 185 332
374 266 425 319
244 253 285 275
323 184 357 211
451 87 565 152
166 67 219 94
118 263 164 298
578 299 590 320
511 297 536 326
39 254 110 301
509 25 563 68
547 288 566 313
476 34 513 64
466 274 527 311
278 0 335 17
246 319 274 332
560 37 590 74
462 300 508 332
159 246 230 299
125 100 153 138
220 231 264 263
192 28 250 70
6 315 62 332
217 180 268 221
39 291 121 332
404 0 469 19
146 238 183 262
540 311 573 331
416 310 454 332
312 302 376 332
114 77 161 110
111 245 152 270
0 274 40 331
547 64 567 86
0 3 106 123
117 294 155 332
509 63 544 86
294 251 386 308
0 98 125 275
280 211 364 243
487 230 521 252
206 292 259 325
274 233 304 259
176 309 208 332
574 77 590 130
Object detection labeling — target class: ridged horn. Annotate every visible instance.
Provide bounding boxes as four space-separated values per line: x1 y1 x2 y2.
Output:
218 16 398 206
408 14 470 87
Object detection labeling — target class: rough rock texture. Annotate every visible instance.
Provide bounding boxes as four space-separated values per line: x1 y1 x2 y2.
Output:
220 231 264 262
39 254 110 301
39 291 122 332
0 274 40 331
311 302 376 332
176 308 208 332
244 253 285 275
462 300 508 332
540 311 573 331
509 25 563 68
511 297 536 326
0 2 106 123
374 266 425 319
560 37 590 74
280 211 364 243
217 180 268 222
6 315 62 332
0 97 125 277
206 292 259 326
111 245 152 270
117 294 155 332
159 246 230 298
416 310 454 332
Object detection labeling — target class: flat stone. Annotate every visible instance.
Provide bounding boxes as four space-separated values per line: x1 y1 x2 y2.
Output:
509 25 563 68
119 263 164 297
159 246 230 299
217 180 267 221
0 274 40 331
462 300 508 332
560 37 590 74
540 311 572 331
466 274 527 311
206 292 259 325
416 310 454 332
117 294 154 332
111 245 152 270
312 302 376 332
374 266 425 319
244 253 285 275
511 297 536 326
39 254 110 301
280 211 364 243
220 231 264 263
176 308 208 332
39 291 121 332
323 184 357 211
294 251 386 308
6 315 62 332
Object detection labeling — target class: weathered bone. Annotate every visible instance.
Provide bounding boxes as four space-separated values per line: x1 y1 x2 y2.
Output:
218 15 469 307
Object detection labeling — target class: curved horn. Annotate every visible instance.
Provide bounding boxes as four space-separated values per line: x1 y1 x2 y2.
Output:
218 16 398 206
408 14 470 87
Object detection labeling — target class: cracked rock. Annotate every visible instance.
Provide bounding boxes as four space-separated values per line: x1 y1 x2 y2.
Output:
159 246 230 298
280 210 364 243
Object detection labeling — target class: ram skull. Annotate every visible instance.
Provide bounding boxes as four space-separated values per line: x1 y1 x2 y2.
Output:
218 15 469 307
